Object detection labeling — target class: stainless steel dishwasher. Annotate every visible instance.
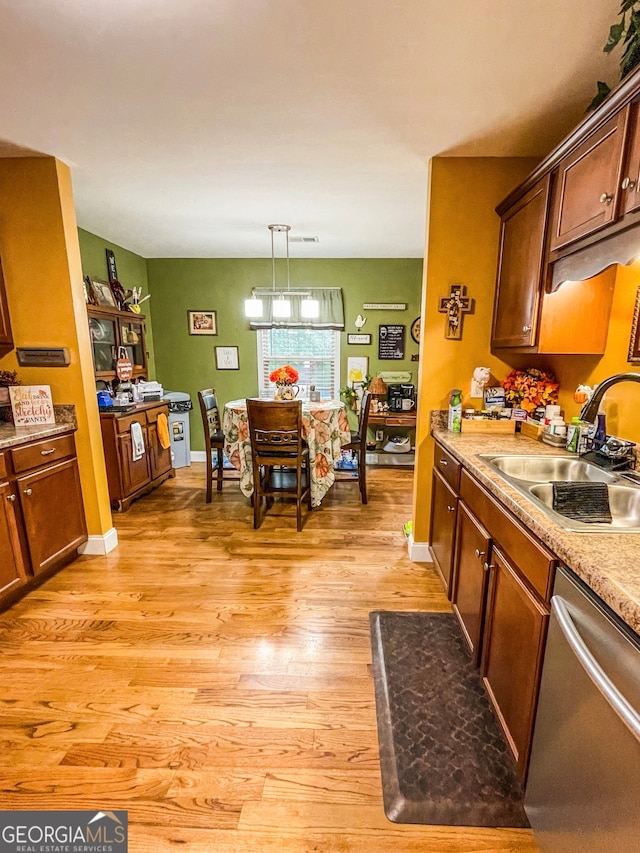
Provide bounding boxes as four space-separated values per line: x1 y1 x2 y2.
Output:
524 566 640 853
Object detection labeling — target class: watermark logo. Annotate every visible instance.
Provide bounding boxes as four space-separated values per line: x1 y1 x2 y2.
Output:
0 810 128 853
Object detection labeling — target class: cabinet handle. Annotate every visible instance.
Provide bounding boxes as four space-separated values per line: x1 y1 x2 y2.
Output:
522 324 532 332
439 458 448 465
622 177 636 191
483 561 494 573
446 505 455 512
40 448 56 456
475 548 486 559
6 494 15 502
599 192 614 204
23 488 32 496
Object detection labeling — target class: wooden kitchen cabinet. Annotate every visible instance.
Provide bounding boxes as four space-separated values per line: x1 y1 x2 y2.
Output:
100 401 173 511
481 546 549 779
620 98 640 216
429 442 461 598
0 429 87 611
88 305 148 383
491 176 550 349
548 109 629 253
451 501 491 665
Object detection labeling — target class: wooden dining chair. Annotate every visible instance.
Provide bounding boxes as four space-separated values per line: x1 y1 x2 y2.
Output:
340 389 372 504
246 398 312 532
197 388 235 502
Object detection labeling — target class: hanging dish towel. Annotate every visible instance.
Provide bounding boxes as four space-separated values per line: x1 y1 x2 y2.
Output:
157 412 171 450
130 421 146 461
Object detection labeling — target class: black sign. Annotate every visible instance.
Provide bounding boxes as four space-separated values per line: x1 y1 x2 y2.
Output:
378 324 405 360
106 248 118 283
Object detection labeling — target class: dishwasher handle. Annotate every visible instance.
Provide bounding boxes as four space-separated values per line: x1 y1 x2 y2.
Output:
552 594 640 740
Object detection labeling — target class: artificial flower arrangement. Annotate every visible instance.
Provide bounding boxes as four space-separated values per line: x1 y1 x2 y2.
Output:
501 367 559 415
269 365 299 385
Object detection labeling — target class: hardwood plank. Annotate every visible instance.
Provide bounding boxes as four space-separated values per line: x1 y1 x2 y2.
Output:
0 465 539 851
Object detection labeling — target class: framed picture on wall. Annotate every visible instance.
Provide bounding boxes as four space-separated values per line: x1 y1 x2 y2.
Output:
629 286 640 363
215 346 239 370
90 278 117 309
188 310 218 336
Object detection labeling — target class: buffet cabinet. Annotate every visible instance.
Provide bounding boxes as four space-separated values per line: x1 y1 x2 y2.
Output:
0 429 87 610
429 440 556 781
99 401 173 511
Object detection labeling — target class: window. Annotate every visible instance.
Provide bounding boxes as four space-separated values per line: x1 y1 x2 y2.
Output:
257 328 340 399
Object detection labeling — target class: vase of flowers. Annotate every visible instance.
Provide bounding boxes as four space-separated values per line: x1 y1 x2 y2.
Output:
501 367 559 414
270 365 299 400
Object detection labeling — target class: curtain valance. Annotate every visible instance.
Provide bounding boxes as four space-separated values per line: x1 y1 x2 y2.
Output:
249 288 344 330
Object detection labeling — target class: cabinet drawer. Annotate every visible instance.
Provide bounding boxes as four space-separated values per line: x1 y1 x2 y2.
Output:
114 411 148 434
11 433 76 474
145 404 169 425
460 469 556 601
433 442 461 491
0 451 7 480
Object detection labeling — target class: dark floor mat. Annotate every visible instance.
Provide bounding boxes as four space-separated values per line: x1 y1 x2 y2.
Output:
370 611 530 827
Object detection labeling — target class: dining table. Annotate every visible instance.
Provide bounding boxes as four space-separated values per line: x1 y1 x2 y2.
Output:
222 398 352 507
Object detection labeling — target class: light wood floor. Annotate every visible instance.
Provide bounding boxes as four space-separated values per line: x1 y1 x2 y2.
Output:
0 465 540 852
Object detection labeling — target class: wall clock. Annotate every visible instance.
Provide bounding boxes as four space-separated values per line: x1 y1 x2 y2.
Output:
410 316 421 344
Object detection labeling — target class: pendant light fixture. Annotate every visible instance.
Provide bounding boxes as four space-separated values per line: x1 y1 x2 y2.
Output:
244 223 319 320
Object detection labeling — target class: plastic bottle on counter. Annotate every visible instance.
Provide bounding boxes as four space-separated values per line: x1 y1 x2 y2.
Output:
588 412 607 450
448 389 462 433
566 417 589 454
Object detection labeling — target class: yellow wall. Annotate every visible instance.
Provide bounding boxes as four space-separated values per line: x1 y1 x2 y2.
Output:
412 156 538 544
0 156 113 535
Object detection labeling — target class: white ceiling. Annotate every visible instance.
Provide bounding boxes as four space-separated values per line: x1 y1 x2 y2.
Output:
0 0 621 258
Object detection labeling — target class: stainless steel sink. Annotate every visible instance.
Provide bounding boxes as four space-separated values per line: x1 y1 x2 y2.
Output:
530 484 640 532
482 454 619 484
477 453 640 533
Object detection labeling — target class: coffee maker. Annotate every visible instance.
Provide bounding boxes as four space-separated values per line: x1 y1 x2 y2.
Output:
388 384 416 412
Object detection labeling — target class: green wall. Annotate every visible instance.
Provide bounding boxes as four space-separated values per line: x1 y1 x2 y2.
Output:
77 228 156 378
146 258 423 451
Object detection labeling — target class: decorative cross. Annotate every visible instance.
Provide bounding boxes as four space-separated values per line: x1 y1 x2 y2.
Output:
438 283 475 340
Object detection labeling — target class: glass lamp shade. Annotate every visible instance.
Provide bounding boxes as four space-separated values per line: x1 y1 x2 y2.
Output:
244 297 263 318
272 296 291 318
300 297 319 318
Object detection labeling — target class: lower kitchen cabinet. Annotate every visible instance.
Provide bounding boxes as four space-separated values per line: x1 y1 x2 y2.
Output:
0 429 87 610
481 545 549 778
431 443 556 782
100 401 174 511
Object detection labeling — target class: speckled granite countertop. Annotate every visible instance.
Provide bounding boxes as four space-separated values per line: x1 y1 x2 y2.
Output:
0 405 77 450
431 413 640 635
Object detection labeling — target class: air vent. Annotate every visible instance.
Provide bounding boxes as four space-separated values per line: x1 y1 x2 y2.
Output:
289 236 319 243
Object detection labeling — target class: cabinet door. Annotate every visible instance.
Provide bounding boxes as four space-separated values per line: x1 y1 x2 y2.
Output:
118 428 151 497
89 315 117 374
147 420 172 480
451 503 491 665
429 469 458 598
621 98 640 215
17 459 87 576
0 257 14 352
0 480 27 599
549 109 629 252
119 317 147 375
481 546 549 780
492 176 550 348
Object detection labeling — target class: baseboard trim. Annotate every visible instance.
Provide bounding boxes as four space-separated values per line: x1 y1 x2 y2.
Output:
190 451 207 463
408 535 433 563
77 528 119 556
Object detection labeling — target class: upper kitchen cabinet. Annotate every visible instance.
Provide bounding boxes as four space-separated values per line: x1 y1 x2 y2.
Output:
0 256 15 355
492 176 550 348
548 109 629 253
88 305 147 383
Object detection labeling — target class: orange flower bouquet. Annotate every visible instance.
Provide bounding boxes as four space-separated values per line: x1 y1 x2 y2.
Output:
269 365 299 385
501 368 559 415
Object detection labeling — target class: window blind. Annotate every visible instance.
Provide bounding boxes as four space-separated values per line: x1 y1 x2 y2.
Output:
257 328 340 400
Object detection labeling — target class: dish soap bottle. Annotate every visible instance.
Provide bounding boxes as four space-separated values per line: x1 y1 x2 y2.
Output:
448 389 462 433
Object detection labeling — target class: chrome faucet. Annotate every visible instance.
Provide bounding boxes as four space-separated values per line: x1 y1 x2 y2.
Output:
579 372 640 423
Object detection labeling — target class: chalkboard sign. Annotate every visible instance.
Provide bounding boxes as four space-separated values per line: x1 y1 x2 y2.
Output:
378 324 405 360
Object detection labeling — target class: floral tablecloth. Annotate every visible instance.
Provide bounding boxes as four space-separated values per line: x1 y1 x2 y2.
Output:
222 399 351 507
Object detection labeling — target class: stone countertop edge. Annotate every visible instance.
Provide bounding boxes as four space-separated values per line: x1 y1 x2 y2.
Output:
0 405 77 450
430 411 640 635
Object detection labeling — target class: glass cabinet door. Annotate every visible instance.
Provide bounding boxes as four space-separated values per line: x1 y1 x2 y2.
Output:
119 319 146 372
89 316 116 373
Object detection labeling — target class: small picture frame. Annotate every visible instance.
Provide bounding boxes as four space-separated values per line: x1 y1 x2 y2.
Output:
628 285 640 363
347 333 372 345
188 310 217 336
215 346 239 370
90 278 117 309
